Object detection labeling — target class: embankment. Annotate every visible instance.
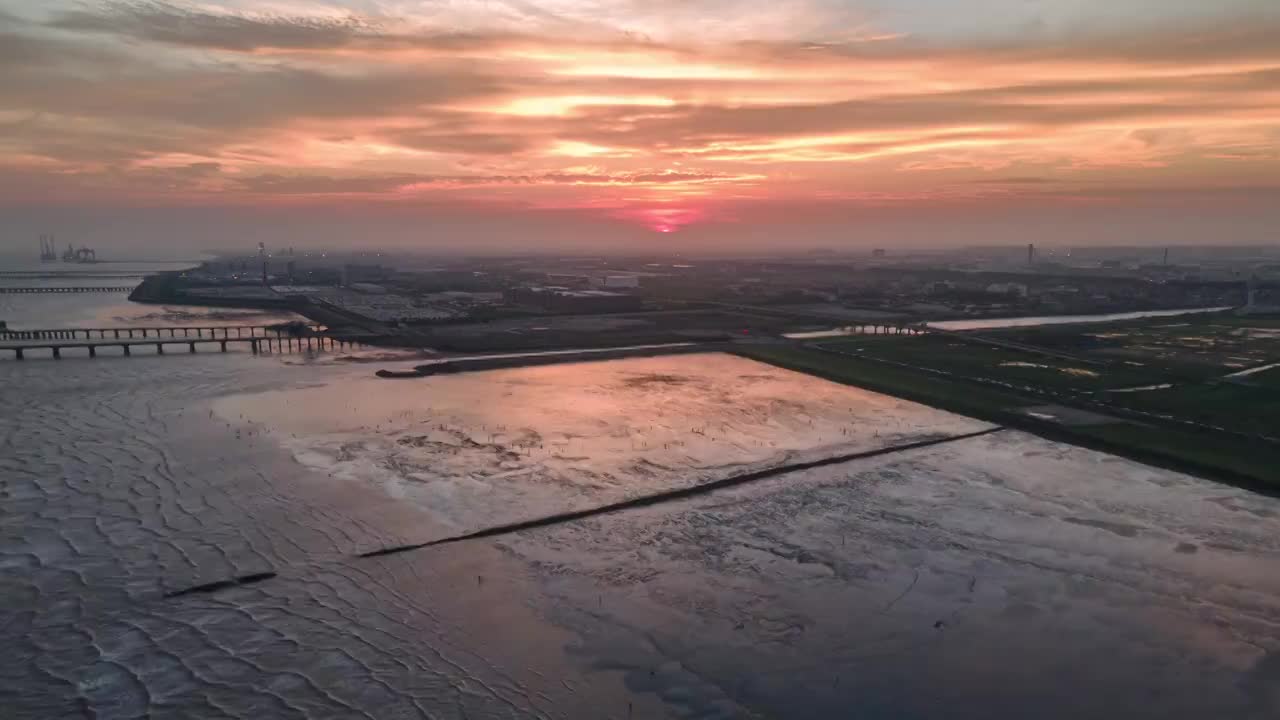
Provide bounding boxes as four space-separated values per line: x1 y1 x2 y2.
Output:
376 343 719 378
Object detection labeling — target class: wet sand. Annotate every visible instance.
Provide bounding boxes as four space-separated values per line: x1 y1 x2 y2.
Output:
213 354 992 537
2 348 1278 718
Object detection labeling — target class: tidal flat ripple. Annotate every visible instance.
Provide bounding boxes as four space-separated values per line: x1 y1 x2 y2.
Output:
2 351 1278 718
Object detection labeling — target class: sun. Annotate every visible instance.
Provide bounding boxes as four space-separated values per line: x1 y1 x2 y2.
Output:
613 205 707 233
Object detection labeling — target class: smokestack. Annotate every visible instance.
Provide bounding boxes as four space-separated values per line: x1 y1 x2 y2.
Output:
1027 243 1035 266
1164 248 1169 266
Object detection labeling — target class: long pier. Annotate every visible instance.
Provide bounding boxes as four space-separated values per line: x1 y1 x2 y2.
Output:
2 334 357 360
0 323 361 360
0 285 137 294
1 324 321 341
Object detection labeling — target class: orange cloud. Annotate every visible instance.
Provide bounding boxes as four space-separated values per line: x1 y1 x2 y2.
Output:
1 1 1277 236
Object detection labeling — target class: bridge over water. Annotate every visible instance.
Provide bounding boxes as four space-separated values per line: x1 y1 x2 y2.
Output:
0 323 363 360
0 285 137 294
1 324 321 341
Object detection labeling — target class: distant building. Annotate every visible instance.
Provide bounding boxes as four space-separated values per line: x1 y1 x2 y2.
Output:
589 274 641 289
1240 275 1280 315
506 286 641 313
872 248 887 258
986 282 1029 297
544 273 592 288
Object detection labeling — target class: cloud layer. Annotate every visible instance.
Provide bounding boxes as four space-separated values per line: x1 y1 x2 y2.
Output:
2 0 1278 246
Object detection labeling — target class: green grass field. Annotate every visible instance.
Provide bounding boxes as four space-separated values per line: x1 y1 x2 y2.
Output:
1107 381 1280 437
734 344 1280 491
821 334 1161 391
990 313 1280 377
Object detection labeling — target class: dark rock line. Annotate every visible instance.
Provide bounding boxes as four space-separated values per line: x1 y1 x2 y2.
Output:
162 427 1005 597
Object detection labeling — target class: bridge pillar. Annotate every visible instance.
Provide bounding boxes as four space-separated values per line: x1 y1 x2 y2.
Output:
114 330 120 339
123 345 130 356
52 347 61 359
169 328 176 337
156 343 164 355
189 342 196 353
220 340 228 352
14 348 23 360
88 346 96 358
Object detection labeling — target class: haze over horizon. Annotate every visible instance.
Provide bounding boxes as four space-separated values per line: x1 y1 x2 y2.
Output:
2 0 1278 254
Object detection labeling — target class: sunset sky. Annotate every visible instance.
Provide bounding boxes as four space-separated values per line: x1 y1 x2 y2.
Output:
2 1 1278 253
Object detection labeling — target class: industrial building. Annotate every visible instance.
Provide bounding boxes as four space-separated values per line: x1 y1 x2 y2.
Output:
505 286 642 313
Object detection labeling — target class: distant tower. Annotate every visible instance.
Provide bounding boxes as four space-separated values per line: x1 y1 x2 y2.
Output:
39 234 58 262
1163 248 1170 266
1027 243 1035 266
258 242 268 285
